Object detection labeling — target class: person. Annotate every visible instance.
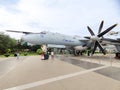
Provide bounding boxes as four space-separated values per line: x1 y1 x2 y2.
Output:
14 52 19 59
16 52 19 59
51 51 54 60
41 53 44 60
14 53 17 57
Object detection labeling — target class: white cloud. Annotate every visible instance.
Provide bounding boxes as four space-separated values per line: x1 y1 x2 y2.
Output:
0 0 119 39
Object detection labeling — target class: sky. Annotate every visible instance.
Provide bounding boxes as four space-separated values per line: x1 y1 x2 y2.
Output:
0 0 120 39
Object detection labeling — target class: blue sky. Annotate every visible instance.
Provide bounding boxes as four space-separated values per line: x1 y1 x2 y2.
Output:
0 0 120 39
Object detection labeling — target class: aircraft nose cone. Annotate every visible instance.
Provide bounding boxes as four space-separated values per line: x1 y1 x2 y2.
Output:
21 34 38 44
21 34 40 44
21 35 30 42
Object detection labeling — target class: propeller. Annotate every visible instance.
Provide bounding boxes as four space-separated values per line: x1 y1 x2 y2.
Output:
98 20 104 34
86 21 117 55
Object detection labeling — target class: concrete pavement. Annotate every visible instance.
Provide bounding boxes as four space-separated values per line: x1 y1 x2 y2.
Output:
0 55 120 90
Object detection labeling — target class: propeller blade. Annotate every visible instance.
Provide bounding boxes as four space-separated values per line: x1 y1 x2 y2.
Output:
84 36 90 39
92 41 98 54
96 41 106 55
98 24 117 37
98 20 104 34
83 40 93 47
87 26 95 36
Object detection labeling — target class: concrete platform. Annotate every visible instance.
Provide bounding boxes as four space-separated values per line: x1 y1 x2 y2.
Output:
0 54 120 90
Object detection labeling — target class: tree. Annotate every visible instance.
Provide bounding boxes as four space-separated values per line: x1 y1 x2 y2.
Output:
0 32 16 54
29 45 41 52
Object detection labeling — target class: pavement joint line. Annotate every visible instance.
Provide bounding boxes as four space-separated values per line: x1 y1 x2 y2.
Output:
4 65 109 90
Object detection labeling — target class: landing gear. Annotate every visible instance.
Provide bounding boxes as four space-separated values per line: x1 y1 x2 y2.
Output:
73 50 83 56
115 53 120 59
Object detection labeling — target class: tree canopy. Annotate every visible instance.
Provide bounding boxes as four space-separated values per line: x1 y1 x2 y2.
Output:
0 32 42 55
0 32 16 54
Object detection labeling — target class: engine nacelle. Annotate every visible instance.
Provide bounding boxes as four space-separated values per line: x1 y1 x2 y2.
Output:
90 36 101 41
74 46 87 51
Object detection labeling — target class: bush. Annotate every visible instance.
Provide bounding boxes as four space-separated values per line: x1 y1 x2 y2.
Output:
4 54 10 57
36 49 43 55
24 53 27 56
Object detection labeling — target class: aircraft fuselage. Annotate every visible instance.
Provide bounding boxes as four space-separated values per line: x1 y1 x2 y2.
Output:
22 31 84 46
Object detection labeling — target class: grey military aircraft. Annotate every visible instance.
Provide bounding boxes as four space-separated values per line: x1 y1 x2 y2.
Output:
6 21 120 58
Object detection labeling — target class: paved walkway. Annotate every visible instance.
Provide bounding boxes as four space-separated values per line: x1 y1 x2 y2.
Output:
0 55 120 90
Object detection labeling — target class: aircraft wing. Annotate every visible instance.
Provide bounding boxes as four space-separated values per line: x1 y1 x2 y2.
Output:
6 30 36 34
48 44 66 48
76 36 89 44
102 38 120 45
